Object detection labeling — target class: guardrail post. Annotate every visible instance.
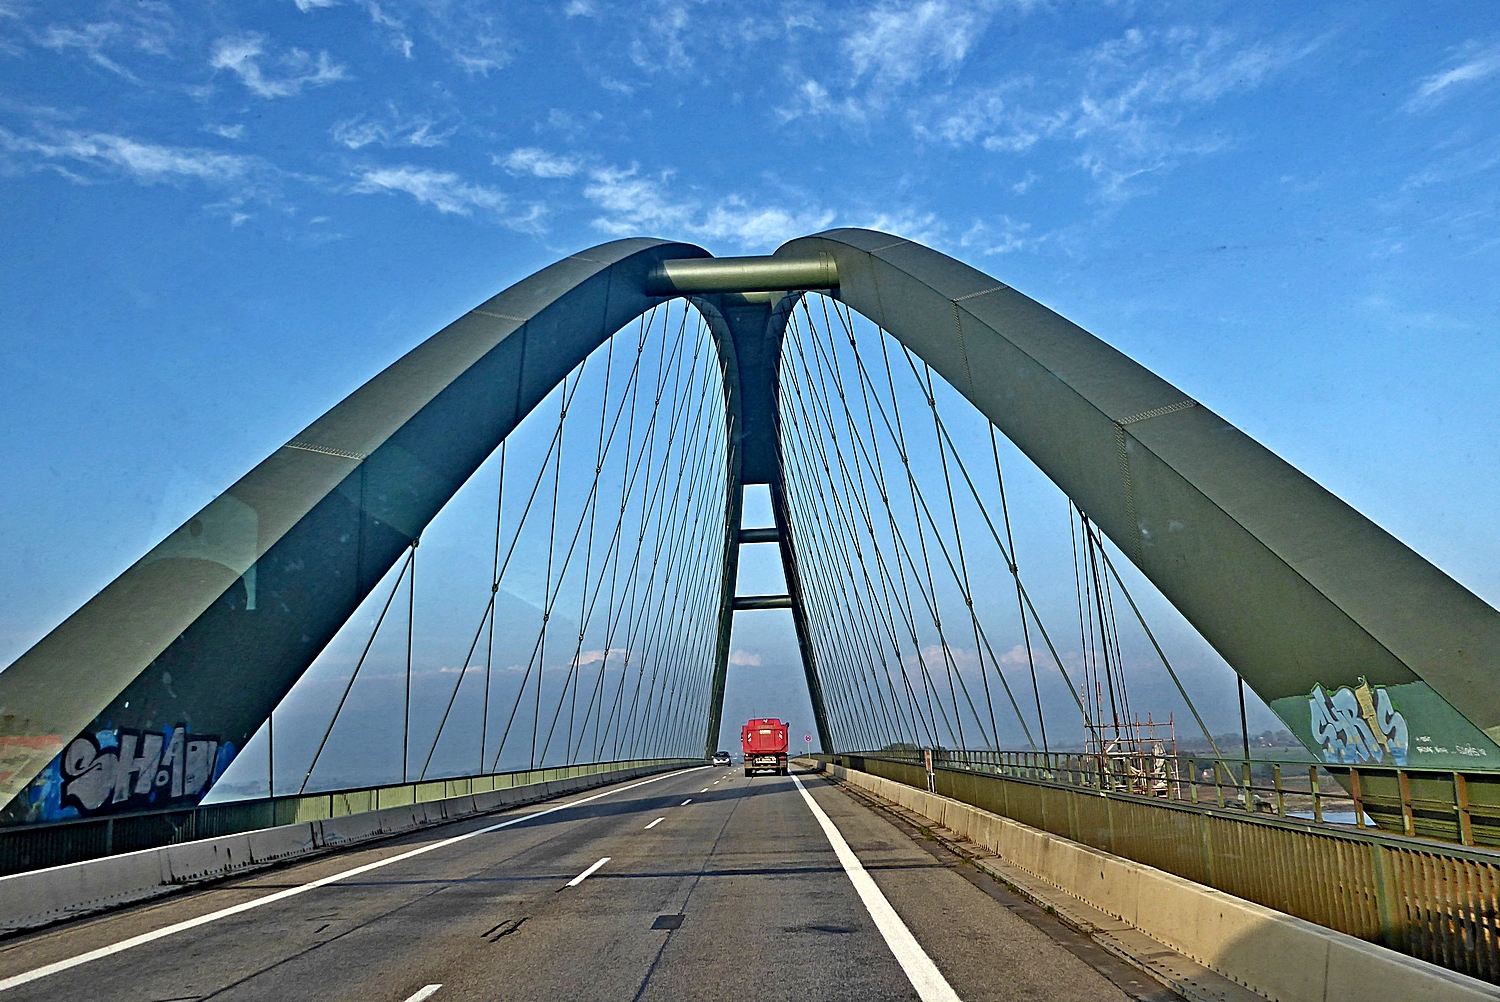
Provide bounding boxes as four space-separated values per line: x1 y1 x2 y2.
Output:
1200 811 1216 888
1242 760 1253 810
1370 842 1404 951
1273 764 1285 817
1312 764 1323 823
1214 761 1225 807
1398 769 1415 837
1455 772 1475 846
1351 768 1365 828
1188 759 1199 804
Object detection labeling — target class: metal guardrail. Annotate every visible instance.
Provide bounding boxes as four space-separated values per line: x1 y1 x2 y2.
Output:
0 758 696 878
890 748 1500 847
829 750 1500 983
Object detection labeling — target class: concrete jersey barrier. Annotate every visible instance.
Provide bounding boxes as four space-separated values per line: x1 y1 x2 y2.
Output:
817 759 1500 1002
0 763 676 935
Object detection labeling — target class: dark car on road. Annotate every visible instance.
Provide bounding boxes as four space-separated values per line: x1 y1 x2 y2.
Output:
712 750 732 766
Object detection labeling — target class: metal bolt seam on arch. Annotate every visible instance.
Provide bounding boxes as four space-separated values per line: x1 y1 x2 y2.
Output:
2 228 1500 823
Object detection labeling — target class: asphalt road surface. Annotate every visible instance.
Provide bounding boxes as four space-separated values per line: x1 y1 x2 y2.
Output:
0 766 1164 1001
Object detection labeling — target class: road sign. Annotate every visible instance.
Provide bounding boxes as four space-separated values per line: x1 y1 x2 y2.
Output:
803 734 812 743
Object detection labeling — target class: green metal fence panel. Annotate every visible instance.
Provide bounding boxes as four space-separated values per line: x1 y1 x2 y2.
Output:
0 758 695 878
830 752 1500 982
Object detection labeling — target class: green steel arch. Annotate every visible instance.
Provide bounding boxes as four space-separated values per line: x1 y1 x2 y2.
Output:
0 238 738 821
3 228 1499 824
775 229 1500 769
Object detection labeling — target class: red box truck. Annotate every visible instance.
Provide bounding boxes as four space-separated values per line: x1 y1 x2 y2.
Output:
741 718 789 776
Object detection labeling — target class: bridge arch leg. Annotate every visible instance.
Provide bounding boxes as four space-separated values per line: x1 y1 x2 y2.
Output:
777 229 1500 767
0 239 723 817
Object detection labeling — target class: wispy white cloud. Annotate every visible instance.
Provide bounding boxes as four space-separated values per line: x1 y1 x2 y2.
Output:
999 644 1032 666
574 647 630 667
624 1 784 75
210 33 346 98
352 164 506 214
1405 41 1500 111
295 0 508 70
779 0 1025 123
960 215 1035 255
627 0 697 73
351 163 544 231
917 26 1320 200
776 79 867 125
584 165 833 249
365 2 414 59
845 0 997 88
729 649 761 666
38 23 139 80
0 126 257 186
205 123 245 140
856 208 947 248
331 105 455 149
34 6 178 80
400 3 512 75
910 642 980 674
0 124 285 228
1401 133 1500 190
499 147 581 178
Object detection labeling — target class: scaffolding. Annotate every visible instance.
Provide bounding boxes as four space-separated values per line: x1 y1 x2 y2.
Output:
1083 708 1183 798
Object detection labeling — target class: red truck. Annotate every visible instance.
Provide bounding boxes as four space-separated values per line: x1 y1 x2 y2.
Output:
741 718 789 776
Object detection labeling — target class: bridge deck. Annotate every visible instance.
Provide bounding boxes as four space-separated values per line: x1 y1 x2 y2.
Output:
0 767 1154 1001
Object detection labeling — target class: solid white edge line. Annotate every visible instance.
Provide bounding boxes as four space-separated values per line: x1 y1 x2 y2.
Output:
791 774 962 1002
644 817 665 829
0 767 704 993
403 985 443 1002
680 799 692 805
566 856 610 887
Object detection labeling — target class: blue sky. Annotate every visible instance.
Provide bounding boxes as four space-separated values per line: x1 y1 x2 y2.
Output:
2 1 1498 788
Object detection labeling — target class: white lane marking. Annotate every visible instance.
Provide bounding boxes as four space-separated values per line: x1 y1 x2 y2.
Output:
792 774 961 1002
403 986 442 1002
0 768 704 993
700 788 708 792
680 799 692 805
566 857 610 887
644 817 665 829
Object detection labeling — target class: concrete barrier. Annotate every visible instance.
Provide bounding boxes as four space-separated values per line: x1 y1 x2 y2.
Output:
0 762 681 935
814 759 1500 1002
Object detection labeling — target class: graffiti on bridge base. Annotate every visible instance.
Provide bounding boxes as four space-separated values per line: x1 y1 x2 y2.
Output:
18 725 236 822
1309 678 1408 766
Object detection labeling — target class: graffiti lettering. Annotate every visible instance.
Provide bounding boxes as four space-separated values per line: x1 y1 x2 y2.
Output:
1309 679 1408 766
59 727 223 815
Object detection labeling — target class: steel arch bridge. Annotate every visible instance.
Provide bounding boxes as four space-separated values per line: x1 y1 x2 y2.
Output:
3 228 1499 826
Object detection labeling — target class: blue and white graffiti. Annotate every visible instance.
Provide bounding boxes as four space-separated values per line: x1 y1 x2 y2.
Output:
23 726 235 821
1309 680 1408 766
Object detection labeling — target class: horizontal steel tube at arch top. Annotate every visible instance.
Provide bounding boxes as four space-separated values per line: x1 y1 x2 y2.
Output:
644 253 838 295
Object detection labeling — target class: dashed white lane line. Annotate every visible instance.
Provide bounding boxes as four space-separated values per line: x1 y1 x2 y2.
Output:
792 774 962 1002
681 799 692 805
700 788 709 792
566 857 610 887
644 817 665 829
403 986 443 1002
0 767 705 994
